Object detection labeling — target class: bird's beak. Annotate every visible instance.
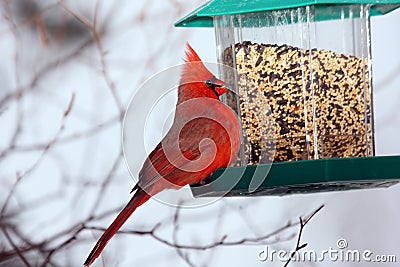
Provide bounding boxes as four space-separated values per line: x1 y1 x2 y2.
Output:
214 79 229 96
216 85 228 96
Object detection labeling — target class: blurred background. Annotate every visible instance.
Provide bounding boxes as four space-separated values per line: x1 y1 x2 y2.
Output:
0 0 399 266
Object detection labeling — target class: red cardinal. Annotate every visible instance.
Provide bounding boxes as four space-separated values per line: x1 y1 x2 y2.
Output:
84 43 241 266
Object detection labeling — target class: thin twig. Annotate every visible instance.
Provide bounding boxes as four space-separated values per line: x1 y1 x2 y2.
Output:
1 225 32 267
283 204 325 267
172 202 198 267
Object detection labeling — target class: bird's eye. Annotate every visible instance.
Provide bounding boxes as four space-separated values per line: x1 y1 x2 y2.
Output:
205 79 213 88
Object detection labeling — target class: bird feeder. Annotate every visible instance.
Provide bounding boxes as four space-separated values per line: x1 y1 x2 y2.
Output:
175 0 400 196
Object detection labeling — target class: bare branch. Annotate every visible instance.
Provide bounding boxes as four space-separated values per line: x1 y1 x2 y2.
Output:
85 217 299 252
1 225 32 267
283 205 325 267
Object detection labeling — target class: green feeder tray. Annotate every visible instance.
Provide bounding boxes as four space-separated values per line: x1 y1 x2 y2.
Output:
175 0 400 28
190 156 400 197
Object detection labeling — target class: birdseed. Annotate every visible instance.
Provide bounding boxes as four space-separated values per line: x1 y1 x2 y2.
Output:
222 41 373 164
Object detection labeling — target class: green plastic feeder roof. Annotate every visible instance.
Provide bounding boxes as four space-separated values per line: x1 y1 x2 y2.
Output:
175 0 400 27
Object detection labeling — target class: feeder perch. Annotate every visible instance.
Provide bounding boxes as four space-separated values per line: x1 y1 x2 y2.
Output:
175 0 400 196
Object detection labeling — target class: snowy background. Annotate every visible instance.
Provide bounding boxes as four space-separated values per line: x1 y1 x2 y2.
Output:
0 1 399 267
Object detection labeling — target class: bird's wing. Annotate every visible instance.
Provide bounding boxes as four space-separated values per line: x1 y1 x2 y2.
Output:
136 143 202 192
135 119 216 193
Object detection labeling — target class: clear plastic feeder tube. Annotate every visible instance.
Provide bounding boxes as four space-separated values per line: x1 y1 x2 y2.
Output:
215 4 374 165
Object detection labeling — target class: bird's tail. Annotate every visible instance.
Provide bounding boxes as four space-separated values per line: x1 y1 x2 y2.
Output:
84 189 151 266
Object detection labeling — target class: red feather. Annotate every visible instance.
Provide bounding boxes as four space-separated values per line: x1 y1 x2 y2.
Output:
184 42 202 63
